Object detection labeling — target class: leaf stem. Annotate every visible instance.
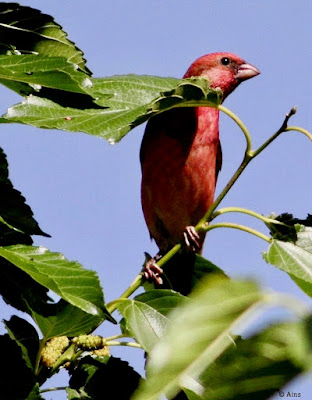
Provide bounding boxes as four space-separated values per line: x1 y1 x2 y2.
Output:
251 106 298 157
106 106 306 314
285 126 312 142
203 222 271 243
106 274 143 313
34 338 46 376
210 206 283 225
106 340 142 348
40 387 67 394
218 104 252 153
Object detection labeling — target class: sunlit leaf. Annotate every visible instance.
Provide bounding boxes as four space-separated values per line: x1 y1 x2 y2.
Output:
31 300 104 340
263 226 312 296
0 3 90 73
1 76 222 143
132 279 263 400
0 244 113 320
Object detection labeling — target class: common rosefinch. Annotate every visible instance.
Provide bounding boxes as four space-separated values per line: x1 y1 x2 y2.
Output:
140 52 260 293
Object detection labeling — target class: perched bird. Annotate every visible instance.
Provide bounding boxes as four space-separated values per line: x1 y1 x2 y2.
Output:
140 52 260 293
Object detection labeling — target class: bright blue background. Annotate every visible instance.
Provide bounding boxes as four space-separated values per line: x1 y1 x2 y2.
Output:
0 1 311 398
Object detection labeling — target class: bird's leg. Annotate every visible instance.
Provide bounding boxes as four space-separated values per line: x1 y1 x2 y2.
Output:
183 226 201 252
143 252 163 285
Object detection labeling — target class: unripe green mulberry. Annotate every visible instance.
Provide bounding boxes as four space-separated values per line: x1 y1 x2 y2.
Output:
41 336 69 368
72 334 106 350
93 346 110 357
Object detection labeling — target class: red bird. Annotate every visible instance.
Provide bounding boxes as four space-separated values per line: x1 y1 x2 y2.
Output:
140 52 260 292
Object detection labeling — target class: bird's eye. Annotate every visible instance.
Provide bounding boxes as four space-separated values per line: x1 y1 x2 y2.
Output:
221 57 231 66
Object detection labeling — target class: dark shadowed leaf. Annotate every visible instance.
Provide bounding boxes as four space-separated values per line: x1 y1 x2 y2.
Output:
0 244 114 320
0 334 37 400
69 356 141 400
0 258 50 313
265 213 312 242
4 315 39 371
0 147 49 239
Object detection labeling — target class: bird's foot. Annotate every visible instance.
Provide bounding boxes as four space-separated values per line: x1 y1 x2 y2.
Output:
143 253 163 285
183 226 201 252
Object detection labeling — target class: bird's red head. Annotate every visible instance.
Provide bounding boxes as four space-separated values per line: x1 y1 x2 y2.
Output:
183 52 260 99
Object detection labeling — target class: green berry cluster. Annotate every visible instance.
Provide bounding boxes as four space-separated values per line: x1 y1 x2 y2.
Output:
72 334 106 350
41 336 69 368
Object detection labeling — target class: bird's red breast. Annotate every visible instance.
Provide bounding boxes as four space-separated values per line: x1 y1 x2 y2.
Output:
140 52 260 254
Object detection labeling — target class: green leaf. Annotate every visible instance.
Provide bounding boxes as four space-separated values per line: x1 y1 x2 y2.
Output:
1 75 222 143
0 244 113 320
195 317 312 400
263 226 312 295
0 3 90 73
192 254 228 286
132 279 263 400
69 356 141 400
4 316 39 371
117 295 172 352
26 384 44 400
0 55 93 96
31 300 104 340
0 146 49 240
66 387 91 400
134 289 185 316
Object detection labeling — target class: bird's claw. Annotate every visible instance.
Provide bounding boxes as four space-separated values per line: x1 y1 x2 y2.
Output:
183 226 201 252
143 255 163 285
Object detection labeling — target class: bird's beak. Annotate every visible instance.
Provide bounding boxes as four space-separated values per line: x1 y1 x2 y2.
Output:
236 62 260 81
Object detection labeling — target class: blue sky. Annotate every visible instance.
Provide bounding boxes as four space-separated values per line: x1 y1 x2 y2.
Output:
0 1 311 398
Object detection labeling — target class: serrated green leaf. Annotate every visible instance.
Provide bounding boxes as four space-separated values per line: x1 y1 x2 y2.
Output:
134 289 185 316
192 254 228 287
0 55 93 95
0 244 113 320
1 75 222 143
26 384 44 400
4 316 39 371
132 279 263 400
31 300 103 340
0 3 90 73
117 298 169 352
263 227 312 296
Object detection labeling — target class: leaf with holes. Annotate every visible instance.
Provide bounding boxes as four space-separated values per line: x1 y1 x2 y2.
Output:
1 75 222 143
